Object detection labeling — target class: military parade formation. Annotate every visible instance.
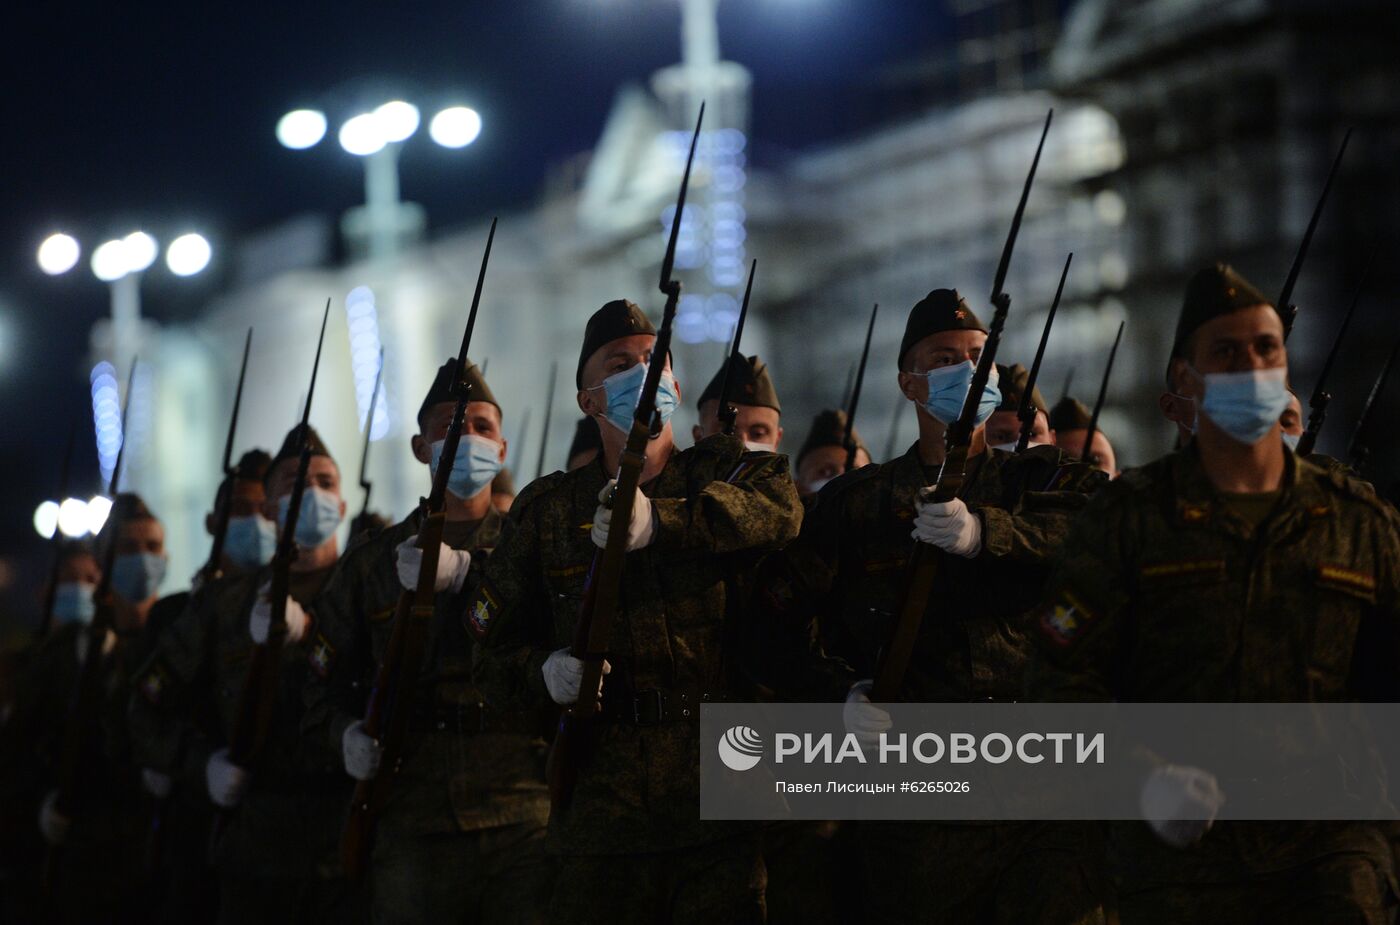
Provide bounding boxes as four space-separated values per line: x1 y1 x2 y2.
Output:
2 100 1398 925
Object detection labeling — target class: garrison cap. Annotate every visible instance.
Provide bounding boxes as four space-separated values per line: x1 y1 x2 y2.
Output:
418 357 499 426
899 289 986 371
567 416 602 465
994 363 1046 415
796 409 866 469
1170 263 1274 363
1049 396 1093 432
269 423 332 477
577 300 656 388
697 353 781 413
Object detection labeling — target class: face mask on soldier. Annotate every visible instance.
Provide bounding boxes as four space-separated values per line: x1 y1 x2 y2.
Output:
53 581 98 624
431 433 503 499
919 361 1000 427
593 361 679 435
744 441 776 454
1189 366 1290 446
224 514 278 569
278 487 344 548
111 553 167 603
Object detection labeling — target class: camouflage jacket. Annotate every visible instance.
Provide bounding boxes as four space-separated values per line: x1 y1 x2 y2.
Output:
470 434 802 854
755 443 1106 703
301 504 549 836
1027 446 1400 878
128 565 344 879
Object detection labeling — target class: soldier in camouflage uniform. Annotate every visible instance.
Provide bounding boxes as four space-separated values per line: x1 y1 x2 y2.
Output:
301 359 553 925
129 424 362 924
690 353 784 453
471 299 802 924
754 289 1108 925
1050 395 1117 477
6 494 168 922
984 363 1054 452
1027 263 1400 924
793 409 870 500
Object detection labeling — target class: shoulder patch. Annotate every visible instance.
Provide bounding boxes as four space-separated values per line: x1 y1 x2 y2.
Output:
308 633 335 679
466 579 501 640
137 659 171 705
1036 589 1098 648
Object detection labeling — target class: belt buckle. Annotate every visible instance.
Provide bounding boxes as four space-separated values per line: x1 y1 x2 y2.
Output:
633 688 666 726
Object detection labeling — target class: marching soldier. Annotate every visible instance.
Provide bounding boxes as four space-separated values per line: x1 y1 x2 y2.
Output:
691 353 784 451
1050 396 1117 476
754 289 1108 924
1027 263 1400 922
793 409 870 500
9 494 168 922
471 298 802 924
302 358 554 925
984 363 1053 451
129 424 361 924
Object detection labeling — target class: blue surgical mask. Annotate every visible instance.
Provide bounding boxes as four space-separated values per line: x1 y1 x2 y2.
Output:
1282 432 1301 452
431 434 503 500
224 515 278 569
278 486 344 549
1191 366 1291 446
595 362 679 435
112 553 167 603
53 581 97 625
919 361 1001 427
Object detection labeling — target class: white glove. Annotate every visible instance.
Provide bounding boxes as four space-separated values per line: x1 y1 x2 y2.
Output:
542 647 611 706
843 680 892 751
911 496 983 557
38 790 69 846
205 748 249 809
249 585 309 645
395 537 471 593
1140 764 1224 848
141 768 173 799
342 720 383 782
591 480 656 552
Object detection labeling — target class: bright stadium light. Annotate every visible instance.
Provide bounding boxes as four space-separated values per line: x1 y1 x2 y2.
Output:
91 239 129 282
85 495 113 535
33 500 59 539
37 233 81 275
57 497 89 538
165 233 212 276
339 113 386 156
429 107 481 148
123 232 158 273
375 101 420 143
277 108 328 149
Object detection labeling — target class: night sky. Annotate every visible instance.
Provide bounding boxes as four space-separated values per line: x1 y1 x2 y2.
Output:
0 1 950 568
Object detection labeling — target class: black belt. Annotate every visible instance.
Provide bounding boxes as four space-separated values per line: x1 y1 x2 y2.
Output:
599 685 728 726
409 701 529 735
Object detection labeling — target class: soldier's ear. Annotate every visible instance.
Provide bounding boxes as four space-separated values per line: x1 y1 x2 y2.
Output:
897 371 919 403
577 389 598 417
496 439 507 464
410 433 432 466
692 424 703 444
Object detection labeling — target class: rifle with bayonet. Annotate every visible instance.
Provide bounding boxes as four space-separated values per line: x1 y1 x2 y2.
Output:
547 104 704 813
38 422 79 637
716 259 757 437
844 303 878 472
1348 339 1400 474
43 360 137 894
351 347 386 535
1080 320 1124 465
220 301 331 803
1278 129 1351 340
871 109 1051 703
535 361 559 480
1015 253 1072 453
341 219 498 880
201 329 254 584
1297 249 1373 456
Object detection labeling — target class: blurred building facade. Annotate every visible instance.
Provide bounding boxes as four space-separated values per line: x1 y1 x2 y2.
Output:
123 0 1400 584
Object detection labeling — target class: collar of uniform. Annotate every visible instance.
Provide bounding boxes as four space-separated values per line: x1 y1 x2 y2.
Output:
889 442 990 516
1168 442 1328 531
